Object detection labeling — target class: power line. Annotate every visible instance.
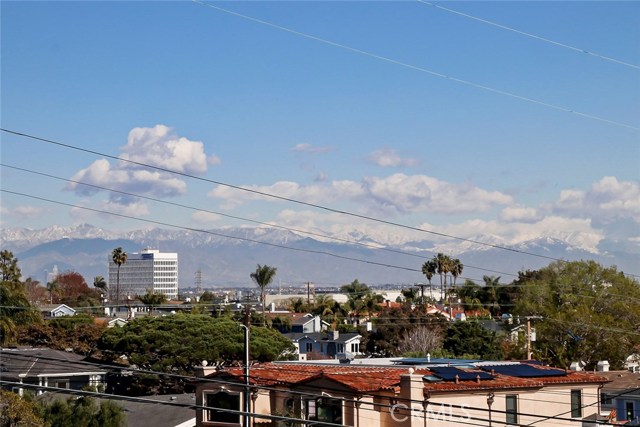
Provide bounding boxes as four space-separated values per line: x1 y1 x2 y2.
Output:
0 189 419 273
191 1 639 131
7 128 633 278
3 351 615 426
0 162 517 279
416 0 640 71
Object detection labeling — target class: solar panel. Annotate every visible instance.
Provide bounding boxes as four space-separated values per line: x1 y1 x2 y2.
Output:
481 364 566 378
429 366 494 381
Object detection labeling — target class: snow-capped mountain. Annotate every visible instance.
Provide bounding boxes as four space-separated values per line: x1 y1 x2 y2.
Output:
1 224 636 288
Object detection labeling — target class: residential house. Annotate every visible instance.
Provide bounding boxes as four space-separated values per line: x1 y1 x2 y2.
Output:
195 358 608 427
38 303 76 318
0 347 106 396
599 370 640 424
282 330 362 361
290 314 330 334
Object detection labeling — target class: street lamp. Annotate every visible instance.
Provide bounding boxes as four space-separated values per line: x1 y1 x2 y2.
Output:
487 392 495 427
239 324 250 427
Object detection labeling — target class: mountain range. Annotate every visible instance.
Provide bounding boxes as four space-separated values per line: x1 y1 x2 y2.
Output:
1 224 636 288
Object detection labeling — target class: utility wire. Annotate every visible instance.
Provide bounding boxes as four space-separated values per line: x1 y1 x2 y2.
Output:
0 189 420 273
191 1 639 131
3 351 615 426
7 128 637 280
0 162 517 279
416 0 640 70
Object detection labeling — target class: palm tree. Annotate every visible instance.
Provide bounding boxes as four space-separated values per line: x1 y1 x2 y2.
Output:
250 264 277 323
93 275 108 293
112 247 128 312
450 258 464 305
435 253 453 302
138 289 167 313
421 259 437 301
482 275 502 316
46 280 59 304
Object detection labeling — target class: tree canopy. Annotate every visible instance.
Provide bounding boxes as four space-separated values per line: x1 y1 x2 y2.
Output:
98 313 296 374
0 250 41 345
512 260 640 369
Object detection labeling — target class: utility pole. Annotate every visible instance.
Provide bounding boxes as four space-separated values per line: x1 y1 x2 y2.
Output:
525 316 542 360
242 298 251 427
307 282 311 305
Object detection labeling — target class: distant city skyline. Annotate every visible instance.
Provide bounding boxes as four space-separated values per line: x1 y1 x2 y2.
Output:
2 2 638 277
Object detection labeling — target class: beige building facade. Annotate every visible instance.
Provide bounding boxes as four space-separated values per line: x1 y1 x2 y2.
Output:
195 360 607 427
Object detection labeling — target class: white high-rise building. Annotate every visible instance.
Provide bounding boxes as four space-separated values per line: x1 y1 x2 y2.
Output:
108 249 178 301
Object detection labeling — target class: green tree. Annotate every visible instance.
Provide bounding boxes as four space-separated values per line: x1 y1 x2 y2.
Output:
137 289 168 313
0 251 40 346
512 260 640 370
0 250 21 282
99 313 295 376
111 247 128 310
250 264 277 322
443 321 502 359
42 396 125 427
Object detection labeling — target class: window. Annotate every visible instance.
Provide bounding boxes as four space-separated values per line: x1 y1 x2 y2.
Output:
570 389 582 418
206 391 241 424
600 392 612 406
336 344 344 353
505 395 518 425
305 342 313 352
304 397 342 424
351 343 359 353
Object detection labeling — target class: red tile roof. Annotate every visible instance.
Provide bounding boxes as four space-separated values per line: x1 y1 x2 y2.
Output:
207 362 608 395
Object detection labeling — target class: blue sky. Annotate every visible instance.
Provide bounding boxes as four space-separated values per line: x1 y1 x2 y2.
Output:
1 1 639 264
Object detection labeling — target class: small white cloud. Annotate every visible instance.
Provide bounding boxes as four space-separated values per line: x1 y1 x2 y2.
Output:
291 143 333 154
500 205 540 223
192 211 222 225
366 148 418 168
69 200 150 222
1 205 47 220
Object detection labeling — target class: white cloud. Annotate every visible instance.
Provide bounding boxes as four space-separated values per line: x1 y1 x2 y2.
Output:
291 143 333 154
499 205 541 223
67 125 216 207
208 173 512 215
120 124 209 173
366 148 418 168
192 211 223 225
69 200 150 222
552 176 640 223
1 205 47 220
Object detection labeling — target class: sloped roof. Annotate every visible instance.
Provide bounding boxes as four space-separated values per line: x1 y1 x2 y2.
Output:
282 332 361 344
0 347 106 380
206 361 609 395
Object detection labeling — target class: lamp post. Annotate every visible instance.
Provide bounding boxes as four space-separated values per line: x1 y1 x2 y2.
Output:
240 324 250 427
487 392 494 427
